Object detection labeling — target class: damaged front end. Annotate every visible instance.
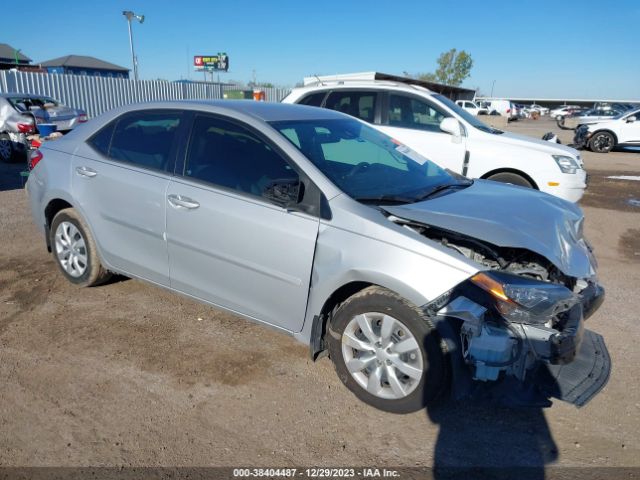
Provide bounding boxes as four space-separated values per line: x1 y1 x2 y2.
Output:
386 210 610 408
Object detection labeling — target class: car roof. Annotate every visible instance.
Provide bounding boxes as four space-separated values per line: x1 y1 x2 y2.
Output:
180 100 348 122
290 81 432 95
90 100 349 125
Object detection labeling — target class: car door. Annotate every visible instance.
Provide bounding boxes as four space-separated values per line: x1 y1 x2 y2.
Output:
377 92 467 173
71 109 184 286
618 112 640 143
165 113 320 331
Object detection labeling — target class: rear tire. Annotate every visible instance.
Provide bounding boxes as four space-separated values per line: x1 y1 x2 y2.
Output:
327 286 448 414
486 172 533 188
50 208 112 287
589 131 615 153
0 133 19 163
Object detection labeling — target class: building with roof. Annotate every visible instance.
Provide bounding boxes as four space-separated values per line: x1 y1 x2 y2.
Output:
0 43 34 70
40 55 130 79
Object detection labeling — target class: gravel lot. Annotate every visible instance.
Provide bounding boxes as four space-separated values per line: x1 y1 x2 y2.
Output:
0 117 639 475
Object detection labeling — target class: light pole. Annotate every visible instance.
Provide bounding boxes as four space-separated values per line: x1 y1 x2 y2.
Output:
122 10 145 81
490 80 496 98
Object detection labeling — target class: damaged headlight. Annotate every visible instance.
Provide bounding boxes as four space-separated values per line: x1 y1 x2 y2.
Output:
553 155 580 174
471 271 578 325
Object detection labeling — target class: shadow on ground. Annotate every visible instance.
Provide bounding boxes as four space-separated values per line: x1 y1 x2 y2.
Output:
0 161 28 192
427 401 557 480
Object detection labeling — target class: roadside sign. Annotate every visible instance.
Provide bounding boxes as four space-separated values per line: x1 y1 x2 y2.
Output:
194 53 229 72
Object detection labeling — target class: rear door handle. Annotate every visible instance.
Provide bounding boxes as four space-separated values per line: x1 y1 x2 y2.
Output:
75 166 97 178
167 194 200 210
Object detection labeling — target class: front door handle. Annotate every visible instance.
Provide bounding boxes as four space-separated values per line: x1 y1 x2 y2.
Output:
167 194 200 210
75 166 97 178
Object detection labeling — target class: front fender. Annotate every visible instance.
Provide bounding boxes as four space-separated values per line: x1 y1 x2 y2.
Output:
293 220 477 346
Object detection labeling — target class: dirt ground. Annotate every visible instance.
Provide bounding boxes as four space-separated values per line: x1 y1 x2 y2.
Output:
0 116 639 476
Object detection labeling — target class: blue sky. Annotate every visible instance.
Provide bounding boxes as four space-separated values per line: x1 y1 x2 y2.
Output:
4 0 639 99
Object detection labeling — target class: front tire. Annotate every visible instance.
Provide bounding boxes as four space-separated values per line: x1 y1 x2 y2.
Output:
589 131 615 153
486 172 533 188
327 286 448 414
50 208 111 287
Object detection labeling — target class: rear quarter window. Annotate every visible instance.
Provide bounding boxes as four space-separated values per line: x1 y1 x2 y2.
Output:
298 92 328 107
88 121 116 156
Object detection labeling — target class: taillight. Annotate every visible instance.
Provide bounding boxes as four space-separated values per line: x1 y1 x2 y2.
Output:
29 149 43 170
17 122 35 133
78 114 88 123
31 139 42 148
506 108 511 113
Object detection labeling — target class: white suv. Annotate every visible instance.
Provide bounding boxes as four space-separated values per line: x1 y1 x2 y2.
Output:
282 74 587 202
574 108 640 153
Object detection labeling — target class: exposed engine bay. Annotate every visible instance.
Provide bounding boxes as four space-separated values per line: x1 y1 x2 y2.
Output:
388 214 610 407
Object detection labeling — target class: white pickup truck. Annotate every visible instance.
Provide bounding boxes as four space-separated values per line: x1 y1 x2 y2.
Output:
455 100 488 116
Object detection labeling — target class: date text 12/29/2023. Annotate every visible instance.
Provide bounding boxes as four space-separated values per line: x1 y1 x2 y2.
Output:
233 468 400 478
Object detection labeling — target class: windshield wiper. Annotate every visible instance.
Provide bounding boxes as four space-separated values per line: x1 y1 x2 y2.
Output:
412 181 472 202
477 125 504 134
355 195 416 205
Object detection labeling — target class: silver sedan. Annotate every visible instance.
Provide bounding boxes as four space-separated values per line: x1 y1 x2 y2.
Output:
26 101 609 412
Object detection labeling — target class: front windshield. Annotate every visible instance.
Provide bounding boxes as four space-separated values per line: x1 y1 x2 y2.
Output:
270 118 468 203
434 94 502 134
617 108 640 120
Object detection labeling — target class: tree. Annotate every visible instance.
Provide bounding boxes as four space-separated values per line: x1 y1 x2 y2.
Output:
409 48 474 87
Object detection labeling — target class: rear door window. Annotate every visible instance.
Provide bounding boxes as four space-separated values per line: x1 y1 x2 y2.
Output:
324 91 377 123
106 110 182 172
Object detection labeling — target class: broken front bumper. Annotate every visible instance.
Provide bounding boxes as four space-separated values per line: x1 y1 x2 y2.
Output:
539 282 605 365
573 125 591 149
432 281 610 407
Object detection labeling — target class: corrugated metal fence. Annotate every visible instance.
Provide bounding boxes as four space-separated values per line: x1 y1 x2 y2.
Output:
0 70 291 118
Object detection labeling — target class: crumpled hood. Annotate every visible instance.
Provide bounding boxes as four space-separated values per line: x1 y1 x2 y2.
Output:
383 180 597 279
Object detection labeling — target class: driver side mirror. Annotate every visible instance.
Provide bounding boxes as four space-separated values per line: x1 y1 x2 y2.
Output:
626 116 636 123
440 117 462 137
262 178 304 208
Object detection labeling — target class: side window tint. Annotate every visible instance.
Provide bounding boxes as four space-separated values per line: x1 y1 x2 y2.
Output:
324 91 376 123
185 115 298 197
388 94 449 132
109 111 182 171
299 92 327 107
88 120 116 156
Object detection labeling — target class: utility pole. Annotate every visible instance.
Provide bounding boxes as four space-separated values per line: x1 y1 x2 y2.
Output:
122 10 145 81
490 80 496 98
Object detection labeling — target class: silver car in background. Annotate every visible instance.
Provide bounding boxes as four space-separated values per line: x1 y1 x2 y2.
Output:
3 93 87 133
26 101 610 413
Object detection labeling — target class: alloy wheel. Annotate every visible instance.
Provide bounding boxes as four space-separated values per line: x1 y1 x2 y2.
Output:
592 133 613 151
54 221 88 278
341 312 424 400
